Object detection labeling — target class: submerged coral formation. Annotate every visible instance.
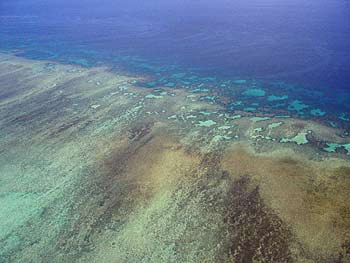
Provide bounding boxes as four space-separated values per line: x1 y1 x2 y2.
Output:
0 54 349 262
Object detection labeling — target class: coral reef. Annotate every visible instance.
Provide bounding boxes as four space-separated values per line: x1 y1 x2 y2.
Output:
0 54 349 262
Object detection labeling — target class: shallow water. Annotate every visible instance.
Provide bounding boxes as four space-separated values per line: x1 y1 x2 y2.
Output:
0 1 350 262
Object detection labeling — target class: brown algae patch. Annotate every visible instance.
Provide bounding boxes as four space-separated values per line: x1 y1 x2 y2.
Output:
224 175 292 262
222 145 350 262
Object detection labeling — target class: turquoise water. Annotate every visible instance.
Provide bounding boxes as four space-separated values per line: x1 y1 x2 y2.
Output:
1 39 348 131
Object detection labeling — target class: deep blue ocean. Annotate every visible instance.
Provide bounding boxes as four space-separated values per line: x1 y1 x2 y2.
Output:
1 0 349 127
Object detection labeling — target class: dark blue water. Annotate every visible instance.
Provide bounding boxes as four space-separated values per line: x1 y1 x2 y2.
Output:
1 0 349 127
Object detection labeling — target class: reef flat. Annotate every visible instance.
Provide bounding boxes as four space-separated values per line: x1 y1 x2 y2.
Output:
0 54 349 263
